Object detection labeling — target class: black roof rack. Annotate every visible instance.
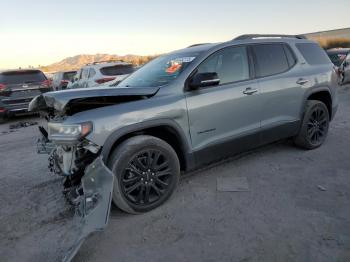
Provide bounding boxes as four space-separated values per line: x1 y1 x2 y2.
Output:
85 60 127 66
233 34 307 41
187 43 210 48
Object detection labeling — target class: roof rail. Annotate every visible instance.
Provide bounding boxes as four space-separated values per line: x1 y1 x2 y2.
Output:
233 34 307 41
85 60 126 66
187 43 210 48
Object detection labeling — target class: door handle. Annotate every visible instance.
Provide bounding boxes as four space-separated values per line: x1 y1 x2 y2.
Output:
243 87 258 95
296 78 309 85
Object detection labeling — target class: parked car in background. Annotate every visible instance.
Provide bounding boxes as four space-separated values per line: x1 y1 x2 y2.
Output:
0 69 52 123
327 48 349 67
340 52 350 85
52 71 76 90
327 48 349 84
69 61 135 89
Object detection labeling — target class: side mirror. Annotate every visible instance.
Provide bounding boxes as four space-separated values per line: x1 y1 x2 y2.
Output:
189 72 220 90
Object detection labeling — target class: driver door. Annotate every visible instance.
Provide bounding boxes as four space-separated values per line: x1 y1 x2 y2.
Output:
185 45 262 165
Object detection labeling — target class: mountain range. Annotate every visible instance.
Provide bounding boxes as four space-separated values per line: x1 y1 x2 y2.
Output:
40 54 157 72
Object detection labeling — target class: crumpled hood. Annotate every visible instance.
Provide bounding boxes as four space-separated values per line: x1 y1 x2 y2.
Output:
28 86 160 113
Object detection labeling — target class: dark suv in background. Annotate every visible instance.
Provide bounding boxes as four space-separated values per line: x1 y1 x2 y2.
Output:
0 69 52 123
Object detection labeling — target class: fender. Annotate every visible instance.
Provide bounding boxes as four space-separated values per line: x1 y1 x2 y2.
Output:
300 85 333 120
100 119 195 171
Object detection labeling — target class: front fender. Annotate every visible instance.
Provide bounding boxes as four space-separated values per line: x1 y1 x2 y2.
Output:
100 119 195 170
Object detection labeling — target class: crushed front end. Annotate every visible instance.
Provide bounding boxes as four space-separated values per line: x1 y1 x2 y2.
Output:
36 120 114 261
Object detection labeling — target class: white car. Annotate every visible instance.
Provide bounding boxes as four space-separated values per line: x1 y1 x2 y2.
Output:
70 61 135 89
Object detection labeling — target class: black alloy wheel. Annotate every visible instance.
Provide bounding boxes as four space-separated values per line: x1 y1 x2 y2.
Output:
294 100 330 149
121 150 173 206
306 106 328 145
108 135 180 214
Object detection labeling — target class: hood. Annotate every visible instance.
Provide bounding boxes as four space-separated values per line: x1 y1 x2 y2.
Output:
28 86 159 114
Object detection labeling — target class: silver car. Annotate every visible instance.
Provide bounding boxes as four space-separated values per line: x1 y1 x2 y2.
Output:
69 61 135 89
29 34 338 245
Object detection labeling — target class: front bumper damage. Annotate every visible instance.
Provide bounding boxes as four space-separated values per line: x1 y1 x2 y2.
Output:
37 136 114 262
63 157 114 261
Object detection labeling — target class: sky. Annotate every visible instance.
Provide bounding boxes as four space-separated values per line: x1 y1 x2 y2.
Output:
0 0 349 69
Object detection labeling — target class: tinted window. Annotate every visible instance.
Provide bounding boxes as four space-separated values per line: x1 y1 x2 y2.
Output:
63 71 76 81
252 44 289 77
197 46 250 84
0 70 46 85
100 65 135 76
296 43 331 65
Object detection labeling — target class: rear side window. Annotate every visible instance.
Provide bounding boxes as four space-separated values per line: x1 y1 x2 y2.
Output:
0 70 46 85
62 71 76 81
296 43 331 65
100 65 135 76
252 44 290 77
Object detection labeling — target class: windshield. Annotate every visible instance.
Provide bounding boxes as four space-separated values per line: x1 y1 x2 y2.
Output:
118 52 202 88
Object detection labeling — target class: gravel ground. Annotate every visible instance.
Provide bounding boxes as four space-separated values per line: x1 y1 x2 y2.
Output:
1 86 350 262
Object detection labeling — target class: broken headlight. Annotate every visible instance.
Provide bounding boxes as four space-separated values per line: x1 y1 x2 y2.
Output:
48 122 93 142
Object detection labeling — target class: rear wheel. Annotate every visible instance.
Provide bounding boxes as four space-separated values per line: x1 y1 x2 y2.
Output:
294 100 329 149
108 135 180 214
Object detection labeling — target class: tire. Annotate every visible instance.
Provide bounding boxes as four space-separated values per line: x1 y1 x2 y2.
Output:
107 135 180 214
294 100 329 150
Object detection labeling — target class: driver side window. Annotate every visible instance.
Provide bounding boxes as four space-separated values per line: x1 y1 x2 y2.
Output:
197 46 250 85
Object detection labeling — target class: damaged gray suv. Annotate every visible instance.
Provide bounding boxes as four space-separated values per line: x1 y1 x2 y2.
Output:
29 34 338 237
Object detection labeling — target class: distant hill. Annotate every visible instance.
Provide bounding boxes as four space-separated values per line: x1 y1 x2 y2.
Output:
40 54 158 72
305 27 350 41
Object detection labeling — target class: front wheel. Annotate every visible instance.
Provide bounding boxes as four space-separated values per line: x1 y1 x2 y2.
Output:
294 100 329 150
108 135 180 214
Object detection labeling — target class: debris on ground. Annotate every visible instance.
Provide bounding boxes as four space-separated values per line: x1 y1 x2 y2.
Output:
317 185 327 191
9 121 38 130
217 176 250 192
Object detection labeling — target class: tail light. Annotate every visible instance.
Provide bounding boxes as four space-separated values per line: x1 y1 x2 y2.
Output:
41 79 52 88
95 77 116 84
0 84 6 91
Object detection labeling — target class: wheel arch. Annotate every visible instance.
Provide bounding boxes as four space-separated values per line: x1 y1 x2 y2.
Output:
303 87 333 120
101 120 194 172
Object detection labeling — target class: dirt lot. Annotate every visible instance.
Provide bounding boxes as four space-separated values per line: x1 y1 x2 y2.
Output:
1 86 350 262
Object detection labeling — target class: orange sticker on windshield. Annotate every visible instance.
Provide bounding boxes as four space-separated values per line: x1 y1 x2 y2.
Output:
166 63 182 74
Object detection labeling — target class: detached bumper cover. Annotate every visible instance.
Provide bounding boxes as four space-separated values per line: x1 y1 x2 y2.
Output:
63 157 114 262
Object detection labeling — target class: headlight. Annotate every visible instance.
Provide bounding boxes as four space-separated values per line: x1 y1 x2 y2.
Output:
48 122 93 142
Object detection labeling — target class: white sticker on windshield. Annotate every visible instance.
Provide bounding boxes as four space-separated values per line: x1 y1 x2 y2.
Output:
172 57 196 63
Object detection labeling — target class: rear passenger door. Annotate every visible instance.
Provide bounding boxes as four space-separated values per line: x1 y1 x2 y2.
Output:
87 68 97 87
80 67 90 88
252 43 305 141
